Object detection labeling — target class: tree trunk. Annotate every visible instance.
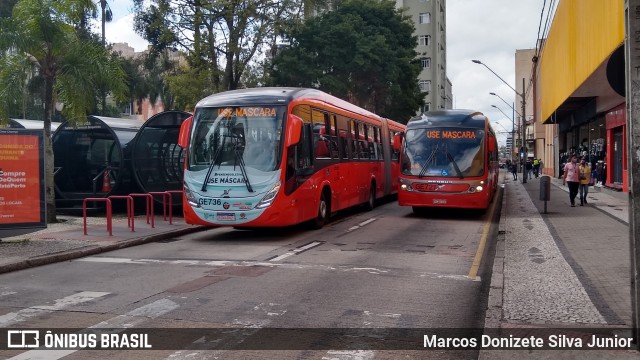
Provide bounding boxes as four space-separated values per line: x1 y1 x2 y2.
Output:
43 75 56 223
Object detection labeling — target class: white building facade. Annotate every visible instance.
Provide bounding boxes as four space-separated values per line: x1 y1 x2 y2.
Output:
396 0 452 112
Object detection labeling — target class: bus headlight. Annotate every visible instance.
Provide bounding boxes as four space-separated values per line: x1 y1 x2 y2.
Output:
476 185 484 192
401 184 410 191
255 181 281 209
183 184 199 207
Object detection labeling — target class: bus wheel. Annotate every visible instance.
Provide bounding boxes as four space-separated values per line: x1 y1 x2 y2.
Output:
364 183 376 211
412 206 426 216
311 192 329 229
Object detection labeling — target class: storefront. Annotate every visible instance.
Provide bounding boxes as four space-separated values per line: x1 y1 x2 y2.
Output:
536 0 625 191
605 105 627 191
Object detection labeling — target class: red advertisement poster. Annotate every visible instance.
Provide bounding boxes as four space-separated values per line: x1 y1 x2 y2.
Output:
0 129 45 229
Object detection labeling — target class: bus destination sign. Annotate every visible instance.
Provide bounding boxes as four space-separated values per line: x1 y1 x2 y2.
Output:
218 107 277 117
426 130 478 139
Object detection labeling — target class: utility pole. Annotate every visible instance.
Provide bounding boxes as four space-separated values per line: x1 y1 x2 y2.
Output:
521 78 527 184
625 0 640 348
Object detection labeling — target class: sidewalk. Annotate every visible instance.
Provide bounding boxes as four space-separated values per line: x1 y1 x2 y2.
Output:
482 171 638 359
0 213 206 274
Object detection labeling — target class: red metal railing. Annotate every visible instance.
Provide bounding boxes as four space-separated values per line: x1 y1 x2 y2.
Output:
107 195 134 232
149 191 181 225
83 198 112 236
129 193 154 228
165 190 183 225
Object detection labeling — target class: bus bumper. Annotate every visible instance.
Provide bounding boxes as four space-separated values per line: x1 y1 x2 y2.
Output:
398 189 490 209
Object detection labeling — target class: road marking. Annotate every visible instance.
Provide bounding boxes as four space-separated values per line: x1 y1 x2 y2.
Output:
269 241 323 262
0 291 109 327
77 257 232 267
8 298 179 360
166 302 286 359
345 218 377 233
77 257 472 281
322 350 376 360
467 192 500 280
0 291 17 297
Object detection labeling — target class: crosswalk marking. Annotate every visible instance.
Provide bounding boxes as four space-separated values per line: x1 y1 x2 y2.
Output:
8 298 179 360
0 291 109 327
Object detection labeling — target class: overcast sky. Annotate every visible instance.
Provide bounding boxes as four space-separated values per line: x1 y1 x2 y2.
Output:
101 0 556 146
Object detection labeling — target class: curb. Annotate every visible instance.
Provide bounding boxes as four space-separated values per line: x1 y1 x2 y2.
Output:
0 226 207 275
483 176 508 330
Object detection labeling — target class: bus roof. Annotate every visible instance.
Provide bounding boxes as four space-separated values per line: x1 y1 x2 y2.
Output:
407 110 487 129
195 87 389 123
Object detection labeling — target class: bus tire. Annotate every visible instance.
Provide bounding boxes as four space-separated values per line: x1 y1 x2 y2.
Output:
364 182 376 211
412 206 426 215
311 191 329 229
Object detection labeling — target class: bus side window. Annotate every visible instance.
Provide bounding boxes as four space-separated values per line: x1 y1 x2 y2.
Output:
327 114 339 159
311 109 330 159
361 124 368 159
375 127 383 160
336 115 350 160
349 120 358 160
390 130 400 161
285 124 313 191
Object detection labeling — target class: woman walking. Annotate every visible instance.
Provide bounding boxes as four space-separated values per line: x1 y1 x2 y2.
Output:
562 155 580 207
578 156 591 206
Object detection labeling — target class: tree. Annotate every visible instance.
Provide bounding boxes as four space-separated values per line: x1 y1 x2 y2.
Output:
0 0 127 222
133 0 301 102
271 0 424 123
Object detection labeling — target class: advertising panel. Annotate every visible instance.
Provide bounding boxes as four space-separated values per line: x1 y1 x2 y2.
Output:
0 129 45 230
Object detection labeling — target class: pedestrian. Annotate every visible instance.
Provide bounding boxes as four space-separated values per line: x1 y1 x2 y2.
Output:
558 153 567 179
511 162 518 180
526 160 533 179
533 158 540 178
562 154 580 207
578 156 591 206
538 158 544 176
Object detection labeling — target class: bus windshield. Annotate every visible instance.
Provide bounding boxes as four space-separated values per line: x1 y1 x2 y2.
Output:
401 127 485 178
189 106 284 173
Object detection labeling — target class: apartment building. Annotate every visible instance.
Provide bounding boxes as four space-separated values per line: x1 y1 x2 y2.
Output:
396 0 452 112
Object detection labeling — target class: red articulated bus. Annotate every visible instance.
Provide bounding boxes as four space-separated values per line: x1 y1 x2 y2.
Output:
397 110 499 213
178 87 405 228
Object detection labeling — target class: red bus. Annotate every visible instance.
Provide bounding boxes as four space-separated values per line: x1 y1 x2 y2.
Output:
178 88 405 228
397 110 499 213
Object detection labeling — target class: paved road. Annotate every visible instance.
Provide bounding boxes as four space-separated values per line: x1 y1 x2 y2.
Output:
0 194 502 359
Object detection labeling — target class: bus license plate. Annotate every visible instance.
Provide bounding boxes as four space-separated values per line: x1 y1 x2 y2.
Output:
216 212 236 221
432 199 447 205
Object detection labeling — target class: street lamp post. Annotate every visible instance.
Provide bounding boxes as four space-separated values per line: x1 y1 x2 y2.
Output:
491 104 515 161
473 59 527 183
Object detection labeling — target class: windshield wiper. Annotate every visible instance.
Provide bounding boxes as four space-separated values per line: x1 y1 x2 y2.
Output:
418 144 438 178
444 146 464 179
201 134 228 192
232 137 254 192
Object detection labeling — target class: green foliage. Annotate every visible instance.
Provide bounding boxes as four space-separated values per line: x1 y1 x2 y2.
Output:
133 0 302 92
0 0 128 221
166 67 214 112
271 0 424 123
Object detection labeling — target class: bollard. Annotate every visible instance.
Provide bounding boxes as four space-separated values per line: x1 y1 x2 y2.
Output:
540 176 551 214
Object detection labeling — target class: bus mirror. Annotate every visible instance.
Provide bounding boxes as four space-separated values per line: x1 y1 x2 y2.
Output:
178 116 193 148
392 133 402 152
286 114 303 146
